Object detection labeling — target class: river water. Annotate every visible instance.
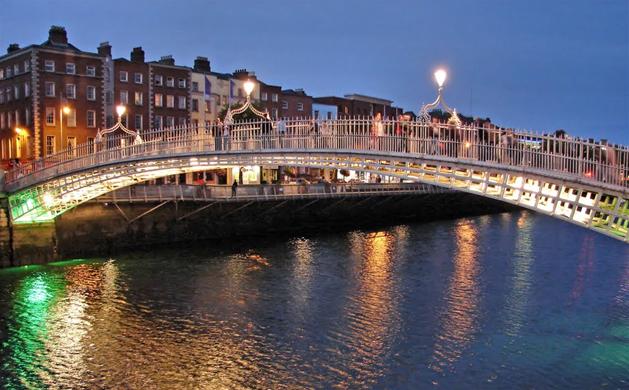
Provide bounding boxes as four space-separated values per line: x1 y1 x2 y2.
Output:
0 211 627 389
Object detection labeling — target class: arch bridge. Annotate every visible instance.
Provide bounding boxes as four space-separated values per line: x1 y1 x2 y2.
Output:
2 118 628 242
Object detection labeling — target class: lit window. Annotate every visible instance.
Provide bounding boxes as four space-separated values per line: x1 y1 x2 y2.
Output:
46 135 56 155
135 91 143 105
166 95 174 108
65 63 75 74
155 93 163 107
45 107 55 125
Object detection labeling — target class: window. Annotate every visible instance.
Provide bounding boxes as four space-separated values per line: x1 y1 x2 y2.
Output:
6 67 12 78
134 73 143 84
166 95 174 108
87 85 96 101
154 93 163 107
66 108 76 127
120 90 128 104
7 112 12 128
25 108 31 125
178 117 186 126
0 112 4 128
86 65 96 76
178 78 186 88
166 77 174 87
87 110 96 127
134 114 143 130
13 64 19 75
6 87 12 102
191 99 199 112
154 75 163 86
192 81 199 92
261 92 268 101
24 60 31 72
297 102 304 112
0 90 3 104
24 82 30 97
46 107 55 125
178 96 186 109
281 100 288 109
272 93 278 102
44 60 55 72
134 91 143 105
14 110 19 126
155 115 163 129
66 63 76 74
46 135 56 155
166 116 174 127
65 84 76 99
13 85 19 99
45 82 55 97
0 69 3 79
119 71 128 82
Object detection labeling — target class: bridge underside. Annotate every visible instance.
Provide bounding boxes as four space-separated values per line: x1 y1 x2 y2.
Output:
8 151 629 242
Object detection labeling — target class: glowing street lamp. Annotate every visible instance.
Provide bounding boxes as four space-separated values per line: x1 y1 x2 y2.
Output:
60 105 71 153
15 127 28 137
116 105 126 122
244 80 255 98
434 69 447 89
419 67 460 125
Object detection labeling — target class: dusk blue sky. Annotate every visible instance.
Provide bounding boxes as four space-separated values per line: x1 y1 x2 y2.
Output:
2 0 627 143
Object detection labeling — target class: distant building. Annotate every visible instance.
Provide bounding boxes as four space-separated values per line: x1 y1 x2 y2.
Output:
314 94 403 119
0 26 106 165
259 82 282 120
112 47 149 131
148 55 191 129
280 88 312 118
312 102 337 120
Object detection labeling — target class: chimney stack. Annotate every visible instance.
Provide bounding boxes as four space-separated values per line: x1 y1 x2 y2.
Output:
159 55 175 66
130 47 145 63
193 56 211 73
48 25 68 45
98 41 112 57
7 43 20 54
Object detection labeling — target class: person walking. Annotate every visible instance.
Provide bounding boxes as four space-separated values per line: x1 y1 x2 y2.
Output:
231 179 238 198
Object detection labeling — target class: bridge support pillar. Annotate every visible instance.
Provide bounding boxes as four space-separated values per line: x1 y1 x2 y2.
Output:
10 222 57 266
0 195 13 267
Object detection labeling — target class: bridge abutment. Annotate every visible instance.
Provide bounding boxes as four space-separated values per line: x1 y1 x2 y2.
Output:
11 222 57 266
0 195 12 267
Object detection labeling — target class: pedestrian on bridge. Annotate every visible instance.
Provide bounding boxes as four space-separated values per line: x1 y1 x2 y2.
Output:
232 179 238 198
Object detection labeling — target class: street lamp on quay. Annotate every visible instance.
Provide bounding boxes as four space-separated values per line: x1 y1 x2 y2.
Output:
60 105 71 152
419 68 460 125
224 79 270 123
116 104 126 122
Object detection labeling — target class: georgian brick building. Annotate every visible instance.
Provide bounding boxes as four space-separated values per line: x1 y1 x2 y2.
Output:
313 94 403 119
279 89 312 118
149 56 191 129
113 47 150 131
0 26 105 167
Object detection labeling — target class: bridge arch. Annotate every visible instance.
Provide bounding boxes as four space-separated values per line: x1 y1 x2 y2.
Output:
3 119 628 242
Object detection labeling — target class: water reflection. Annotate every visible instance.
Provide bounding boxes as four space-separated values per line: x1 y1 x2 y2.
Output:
338 228 402 386
431 220 480 372
570 235 596 303
503 212 535 336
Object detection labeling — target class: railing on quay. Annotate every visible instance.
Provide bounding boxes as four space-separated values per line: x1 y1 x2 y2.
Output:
94 182 447 203
5 117 629 192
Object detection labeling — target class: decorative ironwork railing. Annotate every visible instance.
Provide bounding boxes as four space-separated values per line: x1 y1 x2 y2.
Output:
4 118 629 192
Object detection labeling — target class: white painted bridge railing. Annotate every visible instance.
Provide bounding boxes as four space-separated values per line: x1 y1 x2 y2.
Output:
94 183 448 203
4 118 629 192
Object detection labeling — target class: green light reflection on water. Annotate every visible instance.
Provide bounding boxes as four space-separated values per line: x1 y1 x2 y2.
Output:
2 271 67 389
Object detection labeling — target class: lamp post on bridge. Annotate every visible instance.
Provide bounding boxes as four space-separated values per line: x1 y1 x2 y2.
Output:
419 68 461 125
